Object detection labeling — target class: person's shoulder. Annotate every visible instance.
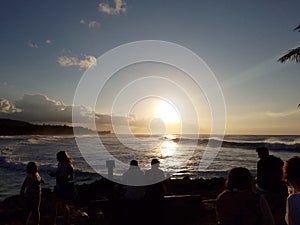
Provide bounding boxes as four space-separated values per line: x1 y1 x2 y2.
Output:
144 168 153 175
217 190 230 200
136 168 144 175
65 163 73 170
269 155 283 162
122 169 130 176
287 193 300 203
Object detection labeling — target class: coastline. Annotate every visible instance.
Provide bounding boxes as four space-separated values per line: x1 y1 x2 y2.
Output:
0 177 225 225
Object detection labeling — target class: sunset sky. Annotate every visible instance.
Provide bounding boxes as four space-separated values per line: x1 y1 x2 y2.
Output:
0 0 300 135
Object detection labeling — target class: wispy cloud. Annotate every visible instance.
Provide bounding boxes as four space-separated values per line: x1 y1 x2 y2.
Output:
28 39 53 48
57 55 97 69
265 110 299 118
28 40 38 48
98 0 126 15
80 19 100 28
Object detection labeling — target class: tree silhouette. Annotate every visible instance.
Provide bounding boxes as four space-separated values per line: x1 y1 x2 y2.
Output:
278 25 300 63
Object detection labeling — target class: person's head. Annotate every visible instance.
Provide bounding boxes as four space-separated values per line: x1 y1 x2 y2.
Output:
130 160 138 167
26 161 38 174
56 151 73 164
151 158 160 169
225 167 254 191
283 156 300 189
256 147 269 159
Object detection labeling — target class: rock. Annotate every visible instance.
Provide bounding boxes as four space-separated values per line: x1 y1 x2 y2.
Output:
0 177 225 225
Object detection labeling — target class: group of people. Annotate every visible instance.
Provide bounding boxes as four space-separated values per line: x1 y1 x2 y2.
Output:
121 158 166 201
20 151 75 225
19 148 300 225
216 147 300 225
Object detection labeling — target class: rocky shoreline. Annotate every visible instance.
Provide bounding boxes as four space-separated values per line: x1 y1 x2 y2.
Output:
0 177 225 225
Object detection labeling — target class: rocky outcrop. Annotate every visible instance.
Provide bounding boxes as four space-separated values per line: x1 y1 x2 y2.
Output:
0 177 225 225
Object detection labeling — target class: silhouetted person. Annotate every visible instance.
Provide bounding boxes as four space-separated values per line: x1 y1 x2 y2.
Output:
122 160 145 200
256 147 288 225
256 147 284 192
216 167 274 225
144 158 166 200
20 162 44 225
144 159 166 225
49 151 75 225
283 156 300 225
120 160 145 225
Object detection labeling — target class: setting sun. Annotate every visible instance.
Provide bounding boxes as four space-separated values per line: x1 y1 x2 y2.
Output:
155 100 180 124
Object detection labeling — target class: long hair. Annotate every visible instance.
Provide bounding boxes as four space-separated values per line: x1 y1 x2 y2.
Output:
26 161 38 174
283 156 300 187
56 151 73 165
225 167 253 191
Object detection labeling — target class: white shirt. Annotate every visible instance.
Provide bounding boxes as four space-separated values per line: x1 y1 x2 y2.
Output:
286 193 300 225
122 166 145 200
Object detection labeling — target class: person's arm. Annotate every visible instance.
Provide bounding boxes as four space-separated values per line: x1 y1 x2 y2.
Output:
66 164 74 181
20 177 30 195
260 195 275 225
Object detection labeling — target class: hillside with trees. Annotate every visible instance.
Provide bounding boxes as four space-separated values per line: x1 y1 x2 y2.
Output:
0 119 94 135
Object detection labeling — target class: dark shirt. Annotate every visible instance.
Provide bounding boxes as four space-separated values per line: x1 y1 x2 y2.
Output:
257 155 284 191
216 190 274 225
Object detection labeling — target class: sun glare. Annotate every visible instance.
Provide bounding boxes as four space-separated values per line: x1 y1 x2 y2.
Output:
155 100 180 124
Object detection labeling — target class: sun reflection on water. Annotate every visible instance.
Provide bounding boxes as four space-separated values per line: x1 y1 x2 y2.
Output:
160 136 178 158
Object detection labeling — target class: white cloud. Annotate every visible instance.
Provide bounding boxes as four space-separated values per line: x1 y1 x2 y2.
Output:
88 21 100 28
0 95 130 129
45 39 52 44
80 19 100 28
28 40 38 48
0 99 19 113
98 0 126 15
14 94 72 122
57 55 96 68
0 95 172 133
265 110 299 118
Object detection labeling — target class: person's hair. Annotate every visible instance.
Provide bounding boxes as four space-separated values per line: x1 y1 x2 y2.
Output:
130 160 138 166
283 156 300 186
256 147 269 154
225 167 253 191
26 161 38 174
56 151 73 164
151 158 160 165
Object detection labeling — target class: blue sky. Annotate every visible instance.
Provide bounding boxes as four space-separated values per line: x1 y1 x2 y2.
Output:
0 0 300 134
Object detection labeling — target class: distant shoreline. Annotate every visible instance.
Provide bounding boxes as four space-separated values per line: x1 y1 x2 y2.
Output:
0 118 96 136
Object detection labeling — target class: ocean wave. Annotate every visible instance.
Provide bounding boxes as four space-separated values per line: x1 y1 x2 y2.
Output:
0 155 100 179
169 136 300 152
0 156 27 171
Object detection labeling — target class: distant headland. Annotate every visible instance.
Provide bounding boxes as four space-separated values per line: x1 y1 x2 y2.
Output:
0 119 110 135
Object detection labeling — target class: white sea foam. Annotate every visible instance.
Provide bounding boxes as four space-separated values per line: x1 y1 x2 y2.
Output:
0 134 299 200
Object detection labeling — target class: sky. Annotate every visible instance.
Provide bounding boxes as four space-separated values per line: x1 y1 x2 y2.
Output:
0 0 300 135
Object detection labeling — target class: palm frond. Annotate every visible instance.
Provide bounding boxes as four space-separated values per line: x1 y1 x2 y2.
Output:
278 47 300 63
293 24 300 32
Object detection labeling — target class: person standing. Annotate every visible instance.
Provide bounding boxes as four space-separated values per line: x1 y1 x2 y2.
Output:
256 147 288 225
283 156 300 225
20 162 44 225
49 151 75 225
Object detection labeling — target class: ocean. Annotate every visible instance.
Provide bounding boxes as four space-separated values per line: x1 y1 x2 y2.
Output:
0 134 299 201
